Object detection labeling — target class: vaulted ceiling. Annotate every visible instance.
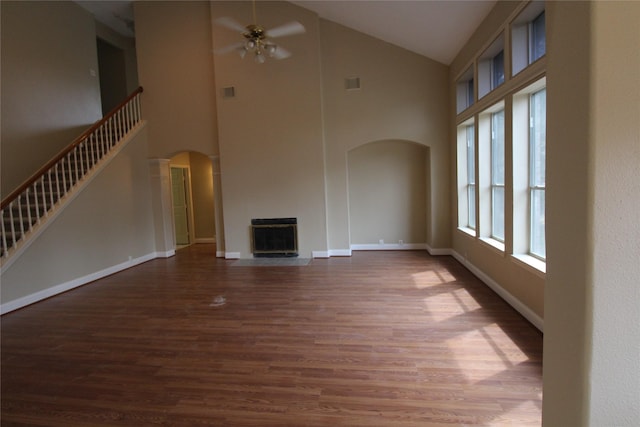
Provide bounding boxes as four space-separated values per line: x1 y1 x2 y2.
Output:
77 0 496 65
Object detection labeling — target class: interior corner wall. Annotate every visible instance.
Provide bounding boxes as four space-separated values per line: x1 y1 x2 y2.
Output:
211 1 328 258
319 19 450 252
0 0 102 196
189 152 216 240
133 1 219 159
94 21 139 94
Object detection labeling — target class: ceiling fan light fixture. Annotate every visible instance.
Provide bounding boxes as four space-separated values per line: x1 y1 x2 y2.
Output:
254 51 266 64
266 44 277 57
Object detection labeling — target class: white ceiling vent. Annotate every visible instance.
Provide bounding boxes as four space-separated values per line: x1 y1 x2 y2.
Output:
345 77 361 91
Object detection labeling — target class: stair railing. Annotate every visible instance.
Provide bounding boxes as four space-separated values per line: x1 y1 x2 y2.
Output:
1 87 144 259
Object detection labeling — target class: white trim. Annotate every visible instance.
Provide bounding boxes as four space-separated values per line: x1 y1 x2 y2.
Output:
155 249 175 258
216 251 225 258
0 251 160 315
328 249 352 257
457 226 477 237
350 243 428 251
225 252 241 259
511 253 546 277
425 244 452 256
479 237 506 253
312 251 330 258
451 250 544 332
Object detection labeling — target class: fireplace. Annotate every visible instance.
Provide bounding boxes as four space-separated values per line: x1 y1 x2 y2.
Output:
251 218 298 257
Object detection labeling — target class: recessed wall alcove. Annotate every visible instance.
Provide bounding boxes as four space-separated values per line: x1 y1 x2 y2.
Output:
347 140 429 249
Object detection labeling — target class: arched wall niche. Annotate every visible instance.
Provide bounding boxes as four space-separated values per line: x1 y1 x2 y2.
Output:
347 139 430 249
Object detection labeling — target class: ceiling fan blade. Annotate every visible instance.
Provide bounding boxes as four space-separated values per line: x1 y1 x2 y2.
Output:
271 45 292 60
265 21 305 38
214 16 247 33
214 41 245 55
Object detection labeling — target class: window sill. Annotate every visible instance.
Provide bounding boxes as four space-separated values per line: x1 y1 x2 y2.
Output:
457 227 476 238
512 254 546 278
479 237 505 253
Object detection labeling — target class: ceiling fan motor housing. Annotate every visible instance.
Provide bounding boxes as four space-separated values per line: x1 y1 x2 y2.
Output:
244 24 266 41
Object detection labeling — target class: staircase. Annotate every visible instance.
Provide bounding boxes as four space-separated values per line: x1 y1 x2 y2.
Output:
1 87 144 263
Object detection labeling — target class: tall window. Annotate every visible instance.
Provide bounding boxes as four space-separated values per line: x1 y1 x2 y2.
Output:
529 89 546 258
456 66 475 114
492 50 505 89
512 3 546 76
491 110 505 241
530 11 546 63
467 125 476 229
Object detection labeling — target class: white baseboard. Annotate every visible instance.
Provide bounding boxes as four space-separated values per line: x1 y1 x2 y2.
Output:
156 249 175 258
0 251 160 315
425 244 453 256
328 249 352 257
450 250 544 332
312 251 330 258
225 252 241 259
350 243 428 251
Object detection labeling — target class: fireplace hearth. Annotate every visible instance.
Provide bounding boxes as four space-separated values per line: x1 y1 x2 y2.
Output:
251 218 298 257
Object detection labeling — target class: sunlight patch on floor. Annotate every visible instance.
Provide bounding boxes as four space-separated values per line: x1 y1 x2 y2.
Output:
411 269 457 288
444 324 531 383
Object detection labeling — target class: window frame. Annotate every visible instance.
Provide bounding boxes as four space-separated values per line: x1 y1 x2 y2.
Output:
467 124 477 230
528 87 546 260
490 109 506 242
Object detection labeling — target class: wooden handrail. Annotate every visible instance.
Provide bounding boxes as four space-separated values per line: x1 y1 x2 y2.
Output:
1 87 143 210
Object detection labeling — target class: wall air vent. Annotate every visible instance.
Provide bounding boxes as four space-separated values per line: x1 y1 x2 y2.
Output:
222 86 235 98
345 77 361 91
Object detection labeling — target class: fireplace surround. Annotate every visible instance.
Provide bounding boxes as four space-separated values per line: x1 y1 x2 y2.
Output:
250 218 298 257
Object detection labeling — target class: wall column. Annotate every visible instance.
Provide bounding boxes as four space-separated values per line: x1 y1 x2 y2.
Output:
210 155 225 258
544 2 640 426
148 158 175 257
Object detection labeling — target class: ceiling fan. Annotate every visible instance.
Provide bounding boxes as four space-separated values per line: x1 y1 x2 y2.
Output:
214 2 306 63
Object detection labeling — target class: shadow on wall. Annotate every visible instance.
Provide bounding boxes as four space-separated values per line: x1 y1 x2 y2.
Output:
347 140 429 247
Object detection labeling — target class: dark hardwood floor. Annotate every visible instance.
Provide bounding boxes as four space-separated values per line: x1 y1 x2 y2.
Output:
1 244 542 426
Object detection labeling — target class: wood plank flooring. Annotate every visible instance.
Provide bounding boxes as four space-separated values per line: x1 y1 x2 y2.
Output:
1 245 542 426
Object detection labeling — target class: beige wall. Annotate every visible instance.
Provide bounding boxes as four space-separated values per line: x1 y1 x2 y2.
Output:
1 127 156 306
348 140 427 246
1 1 102 195
189 152 216 240
211 1 327 258
134 1 219 159
544 2 640 426
321 19 450 253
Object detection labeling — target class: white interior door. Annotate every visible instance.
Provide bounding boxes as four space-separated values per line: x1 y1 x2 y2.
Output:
171 167 190 245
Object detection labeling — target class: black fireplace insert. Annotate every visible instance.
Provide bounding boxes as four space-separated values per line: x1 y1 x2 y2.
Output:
251 218 298 257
